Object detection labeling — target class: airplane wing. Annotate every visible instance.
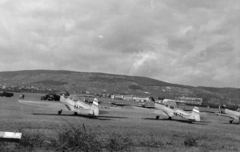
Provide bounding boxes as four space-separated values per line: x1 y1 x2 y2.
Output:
18 100 68 111
216 112 239 120
182 114 195 121
153 110 169 117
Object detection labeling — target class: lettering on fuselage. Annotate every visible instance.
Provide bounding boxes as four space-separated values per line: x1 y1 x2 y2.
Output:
174 111 184 117
74 104 83 109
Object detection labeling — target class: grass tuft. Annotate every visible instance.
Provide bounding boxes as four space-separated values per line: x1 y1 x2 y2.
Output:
105 132 134 151
184 133 198 147
54 123 102 152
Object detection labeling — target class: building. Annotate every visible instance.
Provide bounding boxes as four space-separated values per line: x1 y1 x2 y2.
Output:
111 94 150 102
123 95 133 101
133 96 150 102
111 94 124 100
175 97 203 105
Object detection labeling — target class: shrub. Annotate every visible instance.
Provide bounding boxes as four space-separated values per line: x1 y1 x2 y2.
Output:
184 134 197 147
55 123 102 152
105 132 134 151
138 133 165 148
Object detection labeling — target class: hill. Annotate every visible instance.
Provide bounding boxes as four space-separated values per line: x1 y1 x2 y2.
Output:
0 70 239 106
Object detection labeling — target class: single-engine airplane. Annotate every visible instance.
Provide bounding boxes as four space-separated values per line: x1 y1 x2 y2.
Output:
216 105 240 124
109 100 130 107
19 94 99 117
149 97 200 123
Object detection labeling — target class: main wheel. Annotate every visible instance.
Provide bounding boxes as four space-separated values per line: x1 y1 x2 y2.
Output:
168 117 172 120
74 112 78 116
58 110 62 115
229 120 233 124
156 116 160 119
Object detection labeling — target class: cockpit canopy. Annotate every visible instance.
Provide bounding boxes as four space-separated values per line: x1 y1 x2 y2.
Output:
219 105 226 113
162 100 177 109
68 95 85 102
219 105 226 109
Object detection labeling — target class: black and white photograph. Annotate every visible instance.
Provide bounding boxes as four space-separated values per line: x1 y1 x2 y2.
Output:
0 0 239 151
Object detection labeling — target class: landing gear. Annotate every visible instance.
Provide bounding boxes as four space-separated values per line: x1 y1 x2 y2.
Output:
229 120 233 124
74 112 78 116
168 117 172 120
156 116 159 120
58 110 62 115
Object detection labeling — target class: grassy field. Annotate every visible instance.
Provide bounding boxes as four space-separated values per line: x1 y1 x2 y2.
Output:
0 93 240 152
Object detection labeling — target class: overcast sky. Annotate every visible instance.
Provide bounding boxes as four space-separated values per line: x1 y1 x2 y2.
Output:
0 0 239 88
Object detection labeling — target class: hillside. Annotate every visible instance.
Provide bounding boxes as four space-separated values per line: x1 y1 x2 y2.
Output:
0 70 239 106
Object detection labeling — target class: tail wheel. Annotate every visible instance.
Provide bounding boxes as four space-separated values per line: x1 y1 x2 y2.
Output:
156 116 159 119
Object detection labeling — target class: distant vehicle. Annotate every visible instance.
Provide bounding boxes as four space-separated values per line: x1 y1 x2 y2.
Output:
0 91 14 97
41 94 60 101
216 105 240 124
19 94 100 116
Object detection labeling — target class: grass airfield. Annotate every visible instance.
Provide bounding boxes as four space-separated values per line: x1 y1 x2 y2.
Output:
0 93 240 152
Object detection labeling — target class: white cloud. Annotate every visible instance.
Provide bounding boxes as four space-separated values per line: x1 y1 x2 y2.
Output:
0 0 239 87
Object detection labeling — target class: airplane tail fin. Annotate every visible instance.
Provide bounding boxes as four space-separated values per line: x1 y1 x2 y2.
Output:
191 107 200 121
93 98 98 106
149 97 155 102
91 98 99 116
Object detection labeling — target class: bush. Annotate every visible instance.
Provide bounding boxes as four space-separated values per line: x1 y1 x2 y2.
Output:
138 133 164 148
55 123 102 152
184 134 197 147
105 132 134 152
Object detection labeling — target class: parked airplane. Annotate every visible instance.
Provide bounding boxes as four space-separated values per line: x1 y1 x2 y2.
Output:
149 97 200 123
216 105 240 124
19 94 99 117
109 100 130 107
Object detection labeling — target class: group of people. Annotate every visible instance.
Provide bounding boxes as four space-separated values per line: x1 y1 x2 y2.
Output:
19 94 25 99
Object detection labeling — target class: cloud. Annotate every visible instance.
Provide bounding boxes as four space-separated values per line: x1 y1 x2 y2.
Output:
0 0 239 87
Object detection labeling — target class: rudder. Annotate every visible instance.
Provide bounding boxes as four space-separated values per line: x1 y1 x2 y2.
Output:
191 107 200 121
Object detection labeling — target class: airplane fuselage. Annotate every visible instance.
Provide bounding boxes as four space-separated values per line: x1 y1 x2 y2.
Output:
154 103 200 122
224 109 240 118
60 96 99 116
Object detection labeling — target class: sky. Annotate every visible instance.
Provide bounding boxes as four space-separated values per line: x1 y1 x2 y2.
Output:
0 0 239 88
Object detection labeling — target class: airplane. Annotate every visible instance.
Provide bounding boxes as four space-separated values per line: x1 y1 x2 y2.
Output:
216 105 240 124
19 94 100 117
109 100 130 107
149 97 200 123
140 102 155 108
